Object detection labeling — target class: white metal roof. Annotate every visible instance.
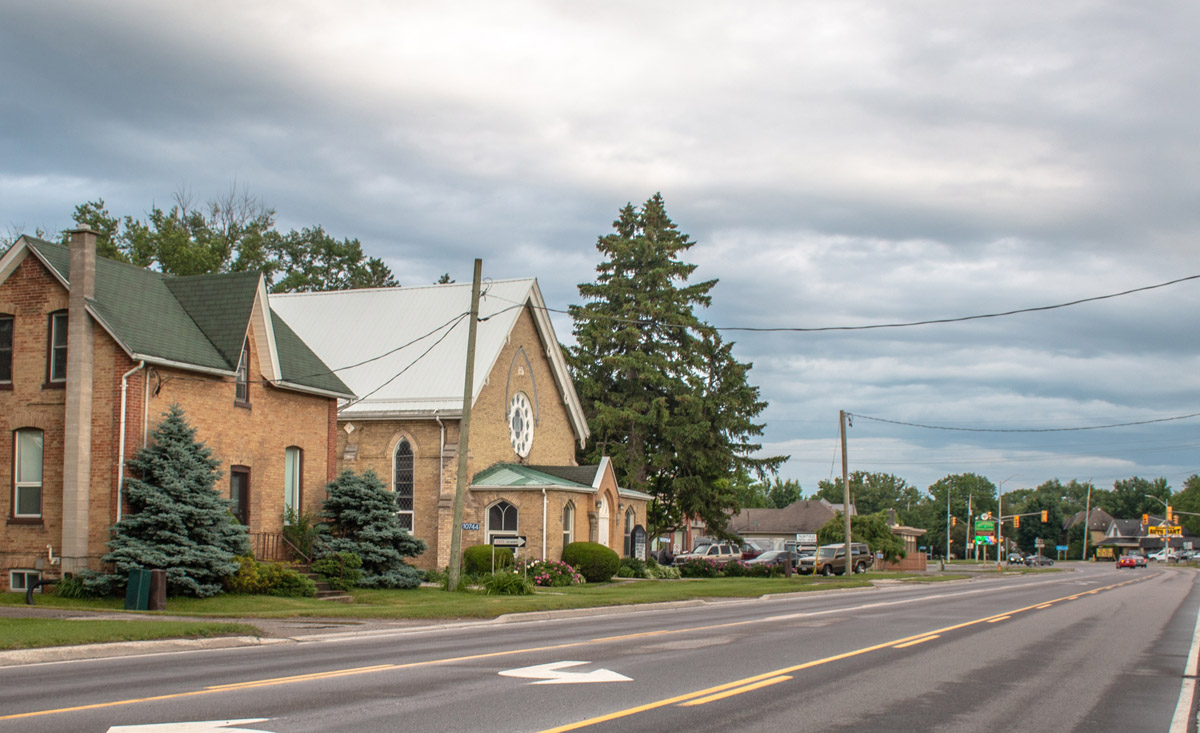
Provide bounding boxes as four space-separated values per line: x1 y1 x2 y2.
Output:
271 278 588 444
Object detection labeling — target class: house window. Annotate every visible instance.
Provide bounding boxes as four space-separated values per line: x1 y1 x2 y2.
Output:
624 507 636 557
283 447 302 522
47 310 68 384
230 466 250 526
487 500 518 543
9 570 40 593
0 314 12 386
13 428 43 518
562 502 575 548
393 440 414 531
235 341 250 405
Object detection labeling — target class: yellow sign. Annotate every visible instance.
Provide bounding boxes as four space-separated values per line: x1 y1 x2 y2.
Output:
1149 525 1167 536
1096 547 1114 558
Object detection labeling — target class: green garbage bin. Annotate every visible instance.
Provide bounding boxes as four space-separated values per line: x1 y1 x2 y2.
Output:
124 569 152 611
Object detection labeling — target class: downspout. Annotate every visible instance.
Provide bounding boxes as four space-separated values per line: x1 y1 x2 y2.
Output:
116 361 146 522
435 414 446 494
542 488 548 561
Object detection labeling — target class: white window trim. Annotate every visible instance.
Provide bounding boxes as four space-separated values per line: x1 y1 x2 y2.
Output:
9 569 40 592
283 446 302 522
49 311 68 383
14 428 43 518
486 500 519 544
562 502 575 547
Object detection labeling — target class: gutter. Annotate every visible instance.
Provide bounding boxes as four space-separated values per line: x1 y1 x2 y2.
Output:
116 360 145 521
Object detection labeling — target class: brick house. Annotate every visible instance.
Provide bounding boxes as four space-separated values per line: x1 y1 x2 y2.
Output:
0 230 351 592
272 280 650 570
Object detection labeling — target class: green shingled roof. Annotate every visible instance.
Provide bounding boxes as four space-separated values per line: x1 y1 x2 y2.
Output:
471 463 594 489
24 238 351 398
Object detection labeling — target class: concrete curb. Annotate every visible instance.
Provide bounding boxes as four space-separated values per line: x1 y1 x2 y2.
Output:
0 635 292 667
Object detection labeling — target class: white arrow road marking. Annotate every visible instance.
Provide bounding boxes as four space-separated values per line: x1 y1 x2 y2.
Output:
499 661 632 685
107 720 272 732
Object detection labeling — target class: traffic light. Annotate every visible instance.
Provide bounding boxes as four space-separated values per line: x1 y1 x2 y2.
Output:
1167 506 1174 522
1143 513 1150 525
1041 510 1048 522
952 517 957 527
1013 516 1020 528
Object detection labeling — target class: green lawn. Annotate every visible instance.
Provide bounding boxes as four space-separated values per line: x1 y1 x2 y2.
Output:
0 618 259 650
0 574 951 619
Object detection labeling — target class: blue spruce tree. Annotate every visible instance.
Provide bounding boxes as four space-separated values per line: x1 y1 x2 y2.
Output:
322 469 426 588
99 405 249 597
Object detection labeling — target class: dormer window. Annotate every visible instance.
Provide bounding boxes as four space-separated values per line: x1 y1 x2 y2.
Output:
235 341 250 405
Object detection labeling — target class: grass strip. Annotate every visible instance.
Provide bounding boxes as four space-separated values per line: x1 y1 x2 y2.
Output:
3 576 881 619
0 618 260 650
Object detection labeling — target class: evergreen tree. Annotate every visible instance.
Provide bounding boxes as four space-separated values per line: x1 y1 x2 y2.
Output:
569 194 785 538
99 405 249 597
321 470 426 588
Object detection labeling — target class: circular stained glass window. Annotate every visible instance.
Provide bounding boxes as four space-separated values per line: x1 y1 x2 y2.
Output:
509 392 534 458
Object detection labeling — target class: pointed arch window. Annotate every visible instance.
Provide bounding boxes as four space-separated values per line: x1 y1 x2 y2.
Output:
562 502 575 548
393 439 414 531
0 313 13 387
487 500 518 544
624 507 637 557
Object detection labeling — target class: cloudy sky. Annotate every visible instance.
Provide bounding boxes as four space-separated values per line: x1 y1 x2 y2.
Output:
4 1 1198 497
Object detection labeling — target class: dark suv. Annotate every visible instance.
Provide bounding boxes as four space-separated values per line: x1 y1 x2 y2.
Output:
799 542 872 576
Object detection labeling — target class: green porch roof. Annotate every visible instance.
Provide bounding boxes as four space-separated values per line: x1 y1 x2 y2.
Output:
471 463 594 489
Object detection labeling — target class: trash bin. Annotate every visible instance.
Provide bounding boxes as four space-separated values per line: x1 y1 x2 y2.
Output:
124 569 152 611
148 569 167 611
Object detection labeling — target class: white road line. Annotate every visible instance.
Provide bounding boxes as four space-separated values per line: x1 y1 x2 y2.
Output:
1170 598 1200 733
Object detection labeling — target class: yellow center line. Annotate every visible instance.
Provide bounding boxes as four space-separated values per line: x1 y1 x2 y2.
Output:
987 616 1011 623
1036 604 1053 609
537 575 1148 732
893 634 940 649
679 675 793 706
3 574 1151 723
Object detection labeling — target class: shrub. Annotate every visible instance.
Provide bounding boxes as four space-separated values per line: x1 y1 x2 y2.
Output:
678 557 725 578
618 557 648 578
54 573 89 598
224 555 317 597
481 571 534 595
463 544 513 575
515 559 584 587
282 508 324 559
648 563 681 580
312 552 363 591
562 542 620 583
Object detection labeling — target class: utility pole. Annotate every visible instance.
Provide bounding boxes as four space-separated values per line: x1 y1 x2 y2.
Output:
446 259 482 593
840 411 853 565
967 493 974 563
1081 482 1092 561
946 483 951 562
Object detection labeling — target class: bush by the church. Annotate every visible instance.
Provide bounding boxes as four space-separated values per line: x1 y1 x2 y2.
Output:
463 544 513 575
561 542 620 583
321 470 426 589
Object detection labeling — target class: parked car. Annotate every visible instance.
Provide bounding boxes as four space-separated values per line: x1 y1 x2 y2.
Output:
1117 553 1147 568
673 542 742 565
739 541 766 561
1024 554 1054 567
798 542 872 576
745 550 797 569
1150 549 1180 562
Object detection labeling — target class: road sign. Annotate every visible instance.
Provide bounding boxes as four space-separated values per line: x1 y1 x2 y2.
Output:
1035 537 1044 547
795 533 817 544
491 536 527 548
461 522 480 531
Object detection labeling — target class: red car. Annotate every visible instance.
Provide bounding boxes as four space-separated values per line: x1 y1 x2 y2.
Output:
1117 553 1147 568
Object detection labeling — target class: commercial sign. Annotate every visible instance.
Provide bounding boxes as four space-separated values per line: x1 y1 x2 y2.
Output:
492 536 527 548
975 520 996 534
795 533 818 544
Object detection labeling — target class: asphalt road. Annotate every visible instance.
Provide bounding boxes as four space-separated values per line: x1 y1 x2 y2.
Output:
1 564 1197 733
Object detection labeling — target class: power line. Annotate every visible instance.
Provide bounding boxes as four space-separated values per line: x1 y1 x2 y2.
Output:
848 411 1200 433
514 273 1200 333
348 313 469 406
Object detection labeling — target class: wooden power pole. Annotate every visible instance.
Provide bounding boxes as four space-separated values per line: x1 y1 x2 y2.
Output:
447 259 482 592
840 410 852 566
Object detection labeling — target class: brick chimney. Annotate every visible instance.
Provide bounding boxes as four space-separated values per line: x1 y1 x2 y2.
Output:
61 227 96 575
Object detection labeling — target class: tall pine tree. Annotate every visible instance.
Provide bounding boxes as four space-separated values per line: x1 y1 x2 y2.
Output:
569 194 785 538
100 405 249 597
